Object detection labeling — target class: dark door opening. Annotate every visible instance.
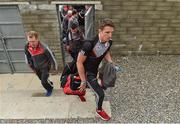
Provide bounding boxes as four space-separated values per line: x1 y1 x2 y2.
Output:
56 4 95 66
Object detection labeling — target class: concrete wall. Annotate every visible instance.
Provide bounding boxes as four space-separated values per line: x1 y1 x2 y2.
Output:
0 0 180 68
95 0 180 55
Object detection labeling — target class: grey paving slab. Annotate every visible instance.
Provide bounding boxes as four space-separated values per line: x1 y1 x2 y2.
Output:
0 74 34 92
0 91 111 119
0 97 70 119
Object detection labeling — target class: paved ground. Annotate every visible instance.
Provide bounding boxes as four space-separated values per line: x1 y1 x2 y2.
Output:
0 55 180 123
0 74 111 122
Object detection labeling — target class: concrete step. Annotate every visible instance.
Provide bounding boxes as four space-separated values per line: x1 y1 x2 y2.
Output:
0 74 111 120
0 89 111 119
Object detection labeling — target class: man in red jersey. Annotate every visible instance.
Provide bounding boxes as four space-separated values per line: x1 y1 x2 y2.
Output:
24 31 58 96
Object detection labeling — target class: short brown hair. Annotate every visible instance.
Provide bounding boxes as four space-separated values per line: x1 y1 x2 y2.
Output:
26 31 39 39
99 19 115 30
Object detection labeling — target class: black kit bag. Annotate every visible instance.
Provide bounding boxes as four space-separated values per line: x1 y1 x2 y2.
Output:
99 62 117 89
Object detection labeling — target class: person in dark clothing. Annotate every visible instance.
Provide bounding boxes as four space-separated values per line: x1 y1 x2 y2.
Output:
62 10 72 41
60 5 73 21
60 22 84 88
66 22 84 61
68 9 79 31
24 31 58 96
78 10 85 33
73 5 85 13
76 19 115 121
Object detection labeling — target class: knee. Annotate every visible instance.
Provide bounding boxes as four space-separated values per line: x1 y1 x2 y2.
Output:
41 74 49 84
41 79 47 84
98 91 105 99
41 78 48 84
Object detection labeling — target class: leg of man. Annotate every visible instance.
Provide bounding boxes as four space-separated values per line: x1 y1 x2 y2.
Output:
35 69 41 80
87 73 104 109
86 73 110 121
40 67 53 96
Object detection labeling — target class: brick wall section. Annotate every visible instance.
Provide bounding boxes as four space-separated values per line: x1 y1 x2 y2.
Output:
1 0 180 68
96 0 180 55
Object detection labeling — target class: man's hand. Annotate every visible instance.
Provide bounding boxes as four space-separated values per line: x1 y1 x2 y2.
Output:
78 81 86 92
114 65 124 72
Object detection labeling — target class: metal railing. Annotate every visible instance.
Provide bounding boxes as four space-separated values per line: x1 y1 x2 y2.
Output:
0 30 14 73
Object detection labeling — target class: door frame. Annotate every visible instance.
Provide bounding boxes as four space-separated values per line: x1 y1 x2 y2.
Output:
53 1 102 66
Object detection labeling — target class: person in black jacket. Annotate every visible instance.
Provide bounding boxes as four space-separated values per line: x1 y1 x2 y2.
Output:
24 31 58 96
66 22 84 61
76 19 115 121
60 22 84 88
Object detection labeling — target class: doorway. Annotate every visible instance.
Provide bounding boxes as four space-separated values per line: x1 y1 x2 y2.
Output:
56 4 95 66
